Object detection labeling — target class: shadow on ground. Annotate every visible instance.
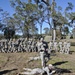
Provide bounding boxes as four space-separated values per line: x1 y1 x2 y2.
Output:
69 51 75 54
53 61 71 74
0 68 17 75
55 68 71 75
53 61 68 66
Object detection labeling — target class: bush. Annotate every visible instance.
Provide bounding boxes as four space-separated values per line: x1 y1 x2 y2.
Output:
0 34 4 40
70 36 73 39
71 42 75 46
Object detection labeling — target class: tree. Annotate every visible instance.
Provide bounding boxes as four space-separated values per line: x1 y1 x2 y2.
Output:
0 8 4 30
9 0 74 40
35 0 57 41
0 11 16 39
62 26 69 35
10 0 38 39
2 27 15 40
43 27 50 35
0 8 3 12
1 11 10 25
50 1 74 40
34 0 47 35
33 0 74 40
0 23 3 29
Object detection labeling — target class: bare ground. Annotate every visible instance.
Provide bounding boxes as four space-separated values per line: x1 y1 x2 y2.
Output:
0 46 75 75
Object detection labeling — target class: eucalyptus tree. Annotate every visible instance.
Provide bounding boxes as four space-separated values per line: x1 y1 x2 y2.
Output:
10 0 74 40
62 26 69 35
2 27 15 40
61 2 74 36
43 27 50 35
52 2 74 39
10 0 38 39
32 0 47 35
49 1 74 40
1 11 12 27
36 0 74 40
0 10 7 30
35 0 57 40
47 0 74 40
0 23 4 30
0 7 18 40
70 12 75 23
0 7 3 23
37 3 46 35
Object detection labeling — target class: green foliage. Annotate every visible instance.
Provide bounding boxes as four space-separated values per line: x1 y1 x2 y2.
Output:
3 27 15 40
15 34 22 39
65 2 74 11
0 34 4 40
62 26 69 36
43 27 50 34
10 0 39 39
8 0 75 38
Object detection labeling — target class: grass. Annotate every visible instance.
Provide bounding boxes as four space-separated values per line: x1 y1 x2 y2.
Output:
47 46 75 73
0 45 75 75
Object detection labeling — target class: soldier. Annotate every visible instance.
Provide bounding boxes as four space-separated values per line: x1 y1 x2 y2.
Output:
59 41 63 53
27 39 32 52
20 64 55 75
65 41 70 54
63 40 67 53
37 38 43 52
37 38 49 68
54 41 58 52
49 41 53 53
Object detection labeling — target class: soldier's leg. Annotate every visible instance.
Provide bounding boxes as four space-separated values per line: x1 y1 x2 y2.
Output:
23 68 32 71
40 51 45 68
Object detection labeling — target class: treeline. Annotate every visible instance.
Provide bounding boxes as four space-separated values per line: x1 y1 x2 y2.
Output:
0 0 75 40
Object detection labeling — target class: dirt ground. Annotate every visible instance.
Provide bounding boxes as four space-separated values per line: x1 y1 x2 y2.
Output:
0 46 75 75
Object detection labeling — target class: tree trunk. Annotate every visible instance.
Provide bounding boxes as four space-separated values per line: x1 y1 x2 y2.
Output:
40 24 42 35
53 29 56 41
52 28 56 42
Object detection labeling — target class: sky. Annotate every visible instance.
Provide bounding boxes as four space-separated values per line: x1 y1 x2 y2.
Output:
0 0 75 34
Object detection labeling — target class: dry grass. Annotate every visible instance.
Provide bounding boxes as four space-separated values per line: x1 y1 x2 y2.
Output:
0 46 75 75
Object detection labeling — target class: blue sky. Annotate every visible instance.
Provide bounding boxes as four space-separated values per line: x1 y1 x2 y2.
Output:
0 0 75 34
